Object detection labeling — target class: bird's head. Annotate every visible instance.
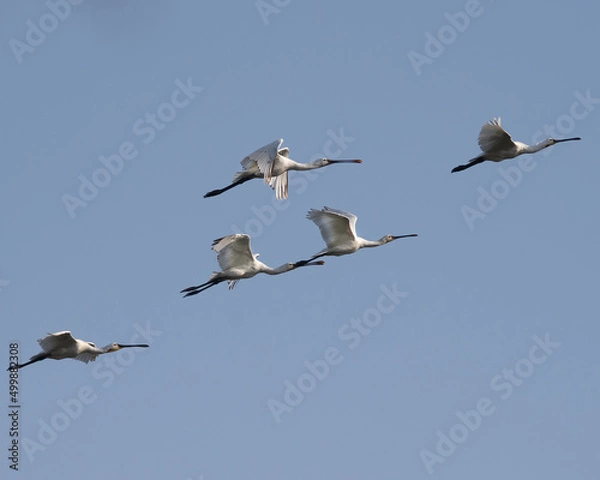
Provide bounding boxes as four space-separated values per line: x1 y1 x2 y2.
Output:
104 343 121 353
546 137 581 147
104 343 150 353
381 235 397 244
316 158 363 167
381 233 419 244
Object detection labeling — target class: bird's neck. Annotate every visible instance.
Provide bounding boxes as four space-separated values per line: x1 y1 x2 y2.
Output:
520 140 548 154
264 264 294 275
360 238 385 249
292 160 321 171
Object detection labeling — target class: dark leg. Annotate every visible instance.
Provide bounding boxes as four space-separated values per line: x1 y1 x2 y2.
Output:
204 177 253 198
7 352 49 370
294 253 327 267
451 155 486 173
181 279 223 297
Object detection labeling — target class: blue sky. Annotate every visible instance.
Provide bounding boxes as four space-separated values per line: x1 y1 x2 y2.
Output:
1 0 599 478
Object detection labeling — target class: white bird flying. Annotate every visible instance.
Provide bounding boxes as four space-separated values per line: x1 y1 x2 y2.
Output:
204 139 362 200
297 207 418 264
8 331 149 370
180 234 325 297
451 117 581 173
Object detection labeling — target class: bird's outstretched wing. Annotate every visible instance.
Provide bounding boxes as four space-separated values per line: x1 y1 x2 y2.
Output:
240 139 283 183
75 352 100 364
212 234 255 272
38 331 77 353
307 207 358 248
478 118 514 153
269 171 289 200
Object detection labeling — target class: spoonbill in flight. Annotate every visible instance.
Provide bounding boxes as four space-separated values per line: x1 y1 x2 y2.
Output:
7 331 149 370
451 118 581 173
180 234 325 297
297 207 418 264
204 139 362 200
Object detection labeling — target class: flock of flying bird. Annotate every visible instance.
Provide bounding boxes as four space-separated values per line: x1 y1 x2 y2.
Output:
10 118 581 369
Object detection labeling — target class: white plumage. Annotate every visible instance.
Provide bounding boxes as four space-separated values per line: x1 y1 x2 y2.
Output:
181 234 324 297
204 139 362 200
9 331 149 369
452 117 581 173
300 207 418 262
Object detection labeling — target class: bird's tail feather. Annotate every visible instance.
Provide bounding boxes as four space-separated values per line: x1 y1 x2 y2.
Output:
232 171 250 183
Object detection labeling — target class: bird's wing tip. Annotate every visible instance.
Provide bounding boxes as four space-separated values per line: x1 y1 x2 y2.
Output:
211 236 225 247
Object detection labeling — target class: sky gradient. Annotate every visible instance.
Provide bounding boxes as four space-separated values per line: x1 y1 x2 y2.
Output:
2 1 599 479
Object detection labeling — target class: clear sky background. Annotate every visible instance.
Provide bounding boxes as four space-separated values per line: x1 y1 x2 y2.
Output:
1 0 599 479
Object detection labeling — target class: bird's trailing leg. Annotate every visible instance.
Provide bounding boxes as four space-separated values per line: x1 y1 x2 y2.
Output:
451 155 486 173
204 176 253 198
7 352 50 370
293 254 328 267
180 278 224 298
